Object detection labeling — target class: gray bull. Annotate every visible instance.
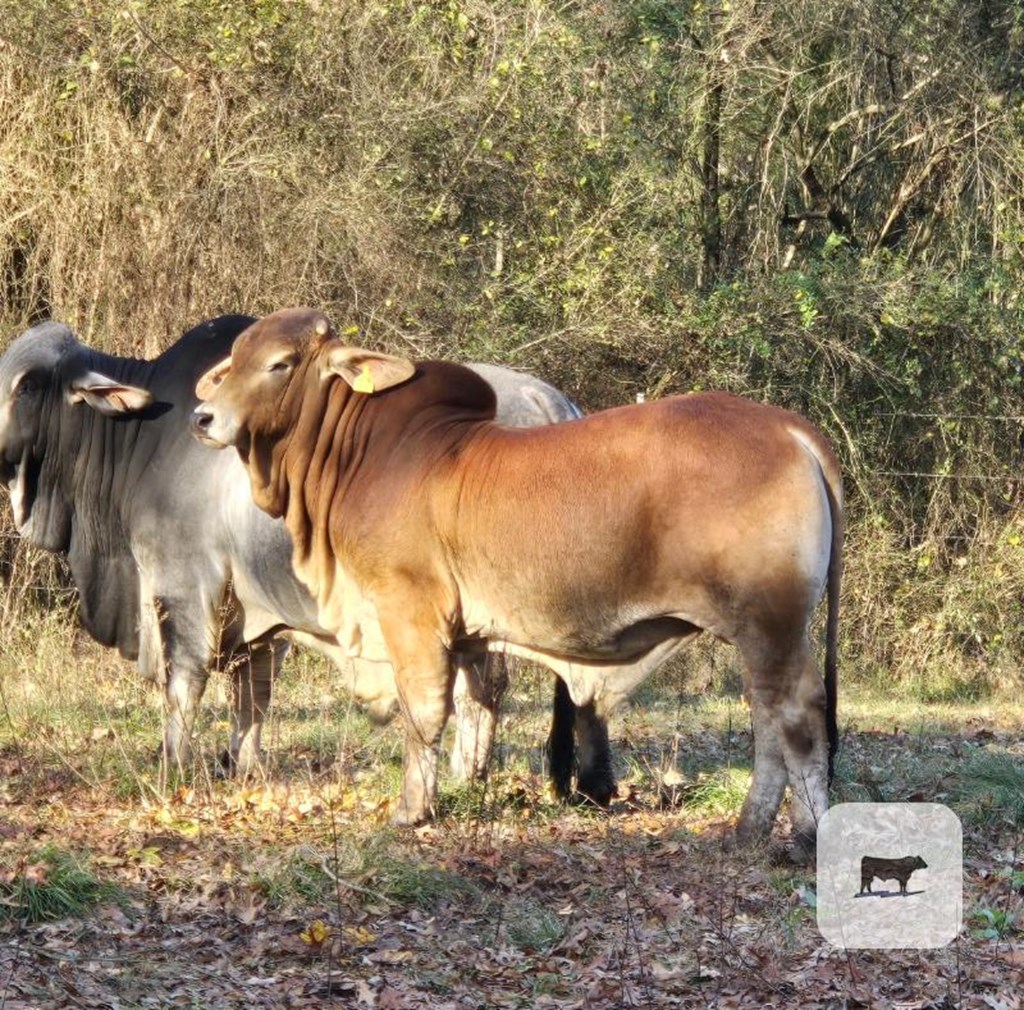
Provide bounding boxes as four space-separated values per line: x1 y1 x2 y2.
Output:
0 315 581 775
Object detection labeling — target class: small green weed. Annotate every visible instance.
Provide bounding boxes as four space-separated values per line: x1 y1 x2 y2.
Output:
372 854 479 910
999 867 1024 892
970 906 1018 940
957 753 1024 826
252 850 335 908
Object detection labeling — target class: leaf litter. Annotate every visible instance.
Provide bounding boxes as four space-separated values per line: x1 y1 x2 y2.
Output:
0 704 1021 1007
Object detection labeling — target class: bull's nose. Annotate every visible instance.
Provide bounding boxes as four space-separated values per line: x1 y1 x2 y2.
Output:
190 408 213 436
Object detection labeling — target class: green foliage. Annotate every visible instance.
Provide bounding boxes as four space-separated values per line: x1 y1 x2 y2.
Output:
377 858 479 909
680 767 750 818
0 846 118 922
363 833 480 909
504 897 567 953
252 850 335 908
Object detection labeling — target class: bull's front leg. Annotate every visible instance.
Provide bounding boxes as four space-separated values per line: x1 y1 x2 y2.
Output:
450 653 508 782
161 636 213 774
225 637 289 774
376 608 455 826
138 579 210 773
573 701 616 806
144 581 222 770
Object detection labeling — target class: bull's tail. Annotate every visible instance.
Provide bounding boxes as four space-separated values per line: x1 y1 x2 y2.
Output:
793 425 843 785
811 443 843 785
823 475 842 783
547 676 576 799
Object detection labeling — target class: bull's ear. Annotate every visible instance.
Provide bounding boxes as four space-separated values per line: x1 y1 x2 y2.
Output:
196 356 232 401
67 371 153 415
322 344 415 394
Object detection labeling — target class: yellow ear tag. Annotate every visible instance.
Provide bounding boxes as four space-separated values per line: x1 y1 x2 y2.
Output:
353 364 375 394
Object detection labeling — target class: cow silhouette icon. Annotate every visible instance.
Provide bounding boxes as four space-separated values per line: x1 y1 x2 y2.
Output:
858 855 927 897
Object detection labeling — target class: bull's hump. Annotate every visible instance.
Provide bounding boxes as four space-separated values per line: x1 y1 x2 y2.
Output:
153 314 256 377
408 361 497 419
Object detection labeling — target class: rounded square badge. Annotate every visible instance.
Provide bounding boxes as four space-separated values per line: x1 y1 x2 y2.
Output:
816 802 962 948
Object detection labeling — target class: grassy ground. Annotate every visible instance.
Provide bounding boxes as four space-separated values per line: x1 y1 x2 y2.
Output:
0 630 1022 1009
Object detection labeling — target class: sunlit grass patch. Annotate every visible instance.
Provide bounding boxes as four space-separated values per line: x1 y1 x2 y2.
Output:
435 767 555 825
250 848 337 909
351 831 480 910
0 845 119 922
678 766 750 817
956 752 1024 827
375 855 479 910
839 689 1024 733
502 896 567 953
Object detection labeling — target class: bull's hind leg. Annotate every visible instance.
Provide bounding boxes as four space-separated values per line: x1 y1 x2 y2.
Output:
450 653 509 782
779 639 830 849
545 684 615 806
737 634 829 850
574 702 616 805
736 697 789 843
226 637 288 775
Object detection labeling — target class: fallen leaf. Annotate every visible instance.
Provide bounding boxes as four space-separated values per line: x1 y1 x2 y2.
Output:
300 919 332 946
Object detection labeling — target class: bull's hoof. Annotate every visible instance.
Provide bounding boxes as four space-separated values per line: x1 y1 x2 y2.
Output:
364 699 400 726
566 785 616 809
731 823 815 866
574 772 616 808
156 742 194 773
387 790 428 823
567 793 613 813
788 829 817 865
449 757 489 784
218 748 265 779
390 802 430 828
730 822 774 856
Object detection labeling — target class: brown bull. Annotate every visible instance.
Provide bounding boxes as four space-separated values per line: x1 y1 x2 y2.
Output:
191 308 842 848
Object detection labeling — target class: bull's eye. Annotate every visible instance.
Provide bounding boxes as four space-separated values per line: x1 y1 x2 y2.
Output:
266 359 294 374
15 375 39 398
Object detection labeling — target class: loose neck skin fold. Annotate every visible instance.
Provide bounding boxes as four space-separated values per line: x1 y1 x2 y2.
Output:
242 363 370 610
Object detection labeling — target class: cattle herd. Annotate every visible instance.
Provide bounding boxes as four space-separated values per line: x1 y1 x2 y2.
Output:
0 307 843 854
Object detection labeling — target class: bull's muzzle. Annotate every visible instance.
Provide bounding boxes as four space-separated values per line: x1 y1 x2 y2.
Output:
190 406 223 447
